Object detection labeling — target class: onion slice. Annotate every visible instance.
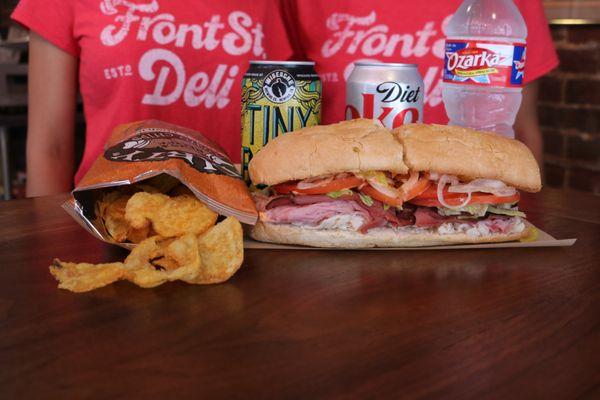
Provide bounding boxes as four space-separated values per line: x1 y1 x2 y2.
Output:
366 177 403 199
447 178 517 197
296 175 334 190
400 171 420 197
437 174 471 209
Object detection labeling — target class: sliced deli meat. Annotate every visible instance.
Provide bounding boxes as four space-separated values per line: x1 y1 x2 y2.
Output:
414 207 456 228
263 200 370 225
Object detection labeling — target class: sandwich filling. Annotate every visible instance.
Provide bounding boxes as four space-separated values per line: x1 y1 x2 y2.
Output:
253 171 526 237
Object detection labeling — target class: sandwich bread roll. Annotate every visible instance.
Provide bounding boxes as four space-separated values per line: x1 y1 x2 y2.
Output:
251 220 526 248
394 124 541 192
249 119 408 186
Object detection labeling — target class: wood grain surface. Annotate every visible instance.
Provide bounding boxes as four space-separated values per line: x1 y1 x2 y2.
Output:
0 188 598 399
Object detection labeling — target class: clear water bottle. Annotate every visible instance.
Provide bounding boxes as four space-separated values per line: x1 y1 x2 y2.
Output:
442 0 527 138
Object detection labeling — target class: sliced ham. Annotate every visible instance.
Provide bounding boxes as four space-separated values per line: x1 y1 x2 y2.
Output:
258 190 422 232
257 193 355 210
291 194 354 205
257 192 517 234
252 193 272 212
263 200 371 226
266 196 295 209
397 204 417 226
414 207 456 228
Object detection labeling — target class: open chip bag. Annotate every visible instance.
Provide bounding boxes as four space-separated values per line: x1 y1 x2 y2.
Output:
53 120 257 292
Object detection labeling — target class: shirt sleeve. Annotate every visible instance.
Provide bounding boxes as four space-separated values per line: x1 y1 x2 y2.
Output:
11 0 78 57
516 0 559 83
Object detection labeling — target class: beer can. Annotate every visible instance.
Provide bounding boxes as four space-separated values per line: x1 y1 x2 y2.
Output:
241 61 322 182
345 62 424 129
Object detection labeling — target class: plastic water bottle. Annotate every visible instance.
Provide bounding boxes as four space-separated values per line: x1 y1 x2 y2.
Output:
442 0 527 138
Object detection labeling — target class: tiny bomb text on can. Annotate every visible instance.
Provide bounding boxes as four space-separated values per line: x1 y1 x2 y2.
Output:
345 62 424 129
241 61 322 182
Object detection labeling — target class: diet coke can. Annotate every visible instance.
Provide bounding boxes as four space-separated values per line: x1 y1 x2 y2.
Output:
345 62 424 128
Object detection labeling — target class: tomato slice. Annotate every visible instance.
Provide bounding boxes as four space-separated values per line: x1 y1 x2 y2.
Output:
409 191 520 207
412 185 445 199
272 181 298 194
402 176 432 201
273 176 364 195
361 185 404 207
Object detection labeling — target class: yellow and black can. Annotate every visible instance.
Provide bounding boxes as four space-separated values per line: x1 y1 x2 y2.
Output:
241 61 321 182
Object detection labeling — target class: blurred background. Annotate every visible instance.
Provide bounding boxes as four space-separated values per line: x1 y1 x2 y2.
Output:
0 0 598 199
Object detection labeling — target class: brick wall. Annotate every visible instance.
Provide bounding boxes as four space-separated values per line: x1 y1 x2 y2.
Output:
539 25 600 195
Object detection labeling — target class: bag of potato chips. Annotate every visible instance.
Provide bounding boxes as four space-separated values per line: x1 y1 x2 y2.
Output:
63 120 257 249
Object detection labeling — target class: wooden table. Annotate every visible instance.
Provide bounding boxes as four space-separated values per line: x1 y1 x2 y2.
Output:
1 188 598 398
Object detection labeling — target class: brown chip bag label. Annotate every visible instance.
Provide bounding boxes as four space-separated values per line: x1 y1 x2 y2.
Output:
102 123 240 178
64 120 258 247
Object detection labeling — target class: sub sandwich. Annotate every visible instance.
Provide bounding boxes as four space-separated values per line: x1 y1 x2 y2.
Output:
248 119 541 248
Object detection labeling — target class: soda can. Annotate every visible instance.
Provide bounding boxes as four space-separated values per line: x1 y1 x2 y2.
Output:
345 62 424 129
241 61 322 182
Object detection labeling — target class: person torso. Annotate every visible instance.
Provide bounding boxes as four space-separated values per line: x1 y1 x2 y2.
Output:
292 1 506 125
74 0 290 181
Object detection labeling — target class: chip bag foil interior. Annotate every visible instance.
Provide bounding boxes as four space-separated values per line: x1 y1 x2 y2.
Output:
63 120 257 248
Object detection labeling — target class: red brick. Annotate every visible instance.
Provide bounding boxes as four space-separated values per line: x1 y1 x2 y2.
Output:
539 104 600 133
543 163 565 188
556 48 599 74
566 79 600 105
542 129 565 157
568 167 600 194
563 108 600 133
539 76 563 104
538 105 560 128
580 110 599 133
567 134 600 162
567 26 600 45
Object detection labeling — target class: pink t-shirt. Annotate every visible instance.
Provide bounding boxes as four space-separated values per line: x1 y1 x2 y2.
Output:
12 0 292 182
286 0 559 125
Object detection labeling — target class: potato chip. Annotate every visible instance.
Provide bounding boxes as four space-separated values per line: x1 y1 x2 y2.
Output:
126 225 152 244
96 191 119 223
151 195 218 237
103 194 131 242
124 234 202 288
53 182 244 292
125 192 169 230
96 191 157 243
49 259 126 293
96 192 127 242
96 191 117 216
184 217 244 284
121 236 165 287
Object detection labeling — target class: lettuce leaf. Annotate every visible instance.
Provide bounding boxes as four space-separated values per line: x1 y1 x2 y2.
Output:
362 171 388 186
437 204 488 217
358 193 374 207
487 206 526 218
327 189 354 199
437 204 526 218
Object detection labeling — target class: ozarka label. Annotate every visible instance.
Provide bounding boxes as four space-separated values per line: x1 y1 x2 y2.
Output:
241 62 322 183
443 40 526 88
